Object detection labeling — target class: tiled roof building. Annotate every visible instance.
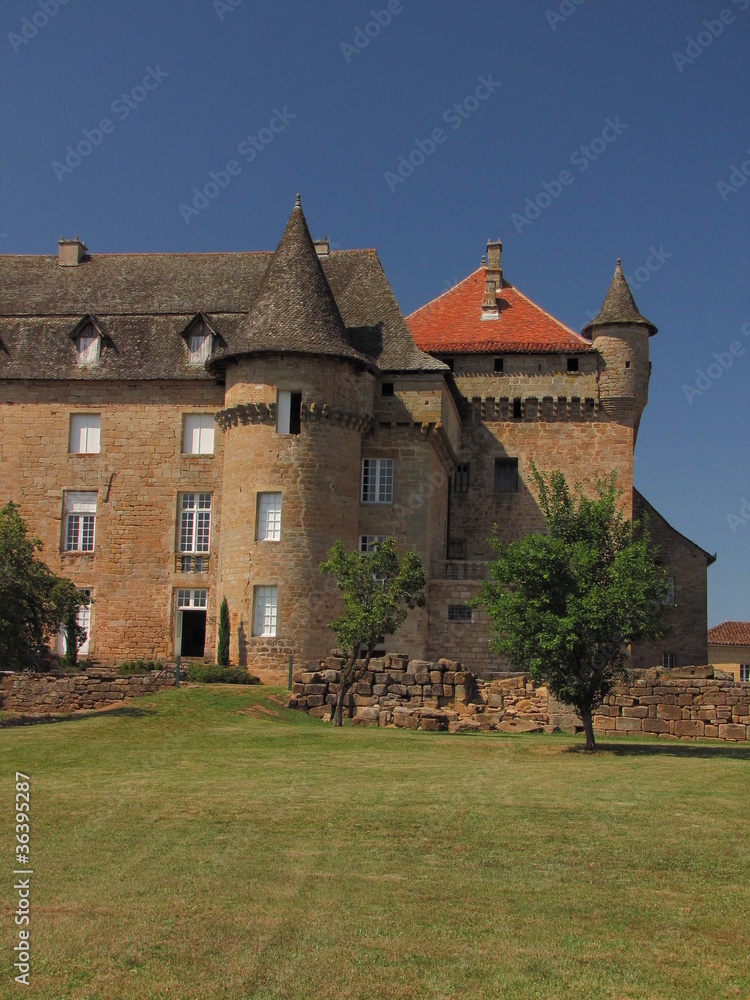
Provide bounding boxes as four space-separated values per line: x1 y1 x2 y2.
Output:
0 201 714 678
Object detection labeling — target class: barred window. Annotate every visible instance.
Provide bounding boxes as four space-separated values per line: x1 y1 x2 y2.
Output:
64 492 97 552
180 493 212 553
257 493 282 541
448 605 472 622
362 459 393 503
494 458 519 493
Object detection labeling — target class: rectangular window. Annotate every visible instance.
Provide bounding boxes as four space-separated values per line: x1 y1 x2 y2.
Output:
381 382 394 397
567 357 579 372
179 493 212 553
257 492 282 541
182 414 215 455
494 358 503 373
69 414 101 454
662 653 676 669
448 605 473 622
64 492 97 551
494 458 519 493
253 586 278 637
512 398 522 419
359 535 386 553
57 588 92 656
362 458 394 503
663 576 675 606
454 464 470 494
177 589 207 608
187 332 211 365
740 665 750 683
76 334 99 366
277 390 302 435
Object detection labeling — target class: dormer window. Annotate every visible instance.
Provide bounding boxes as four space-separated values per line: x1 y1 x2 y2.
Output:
187 327 212 365
76 332 100 366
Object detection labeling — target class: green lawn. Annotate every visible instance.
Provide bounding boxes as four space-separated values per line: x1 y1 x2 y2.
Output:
1 685 748 1000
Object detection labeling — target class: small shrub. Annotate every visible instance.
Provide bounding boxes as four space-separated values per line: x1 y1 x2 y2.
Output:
184 663 258 685
119 660 153 676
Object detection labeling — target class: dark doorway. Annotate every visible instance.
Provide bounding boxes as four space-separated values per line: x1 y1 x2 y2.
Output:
181 610 206 658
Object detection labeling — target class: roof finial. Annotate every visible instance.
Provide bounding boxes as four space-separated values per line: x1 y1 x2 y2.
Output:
295 193 301 208
617 258 622 266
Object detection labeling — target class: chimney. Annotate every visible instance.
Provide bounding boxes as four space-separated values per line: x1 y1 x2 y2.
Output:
314 237 330 258
482 238 503 320
58 237 87 267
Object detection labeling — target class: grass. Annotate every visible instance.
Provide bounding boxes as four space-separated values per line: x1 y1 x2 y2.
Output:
1 685 748 1000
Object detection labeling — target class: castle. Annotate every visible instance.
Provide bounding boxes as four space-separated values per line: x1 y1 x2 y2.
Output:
0 197 714 681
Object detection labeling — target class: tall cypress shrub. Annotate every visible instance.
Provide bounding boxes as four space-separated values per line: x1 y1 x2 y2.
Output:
216 597 230 666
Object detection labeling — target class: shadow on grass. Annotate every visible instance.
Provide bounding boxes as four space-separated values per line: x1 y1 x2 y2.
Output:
0 705 152 728
568 741 750 760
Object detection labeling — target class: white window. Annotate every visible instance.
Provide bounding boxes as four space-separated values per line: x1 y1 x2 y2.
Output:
257 493 282 541
64 492 97 552
182 414 215 455
360 535 385 553
57 588 92 657
76 334 100 366
177 589 208 608
276 390 302 435
362 459 393 503
186 327 212 365
740 665 750 683
253 586 278 637
69 414 101 454
179 493 211 553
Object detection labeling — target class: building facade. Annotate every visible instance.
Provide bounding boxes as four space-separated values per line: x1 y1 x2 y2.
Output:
0 199 714 680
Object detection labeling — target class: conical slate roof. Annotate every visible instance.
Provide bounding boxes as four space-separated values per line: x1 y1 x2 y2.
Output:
582 260 657 337
210 196 373 369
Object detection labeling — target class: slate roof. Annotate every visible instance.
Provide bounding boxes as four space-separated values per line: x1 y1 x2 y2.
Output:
582 261 657 337
707 622 750 647
407 268 593 355
0 203 443 381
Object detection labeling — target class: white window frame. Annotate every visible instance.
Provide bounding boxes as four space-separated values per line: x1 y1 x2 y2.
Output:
76 333 100 366
182 414 215 455
177 589 208 609
69 413 101 454
361 459 394 504
740 664 750 683
179 493 212 554
253 586 278 637
359 535 385 553
257 492 282 541
64 492 97 552
57 588 92 656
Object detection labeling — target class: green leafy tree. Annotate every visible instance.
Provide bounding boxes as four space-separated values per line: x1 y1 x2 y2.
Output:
0 501 89 670
475 466 673 750
320 536 427 727
216 596 230 666
52 577 91 668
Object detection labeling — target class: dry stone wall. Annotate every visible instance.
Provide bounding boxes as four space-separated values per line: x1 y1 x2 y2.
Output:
0 668 174 716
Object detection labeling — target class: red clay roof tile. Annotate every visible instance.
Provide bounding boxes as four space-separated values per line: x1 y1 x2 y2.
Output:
407 268 593 355
707 621 750 646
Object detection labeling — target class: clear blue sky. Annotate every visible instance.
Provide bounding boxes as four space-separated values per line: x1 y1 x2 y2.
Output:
1 0 748 626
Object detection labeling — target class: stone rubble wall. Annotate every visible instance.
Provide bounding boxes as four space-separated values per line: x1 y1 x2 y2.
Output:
290 658 750 742
0 668 174 716
288 654 550 733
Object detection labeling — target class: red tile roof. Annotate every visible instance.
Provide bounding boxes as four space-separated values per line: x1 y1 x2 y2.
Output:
407 268 593 355
707 621 750 646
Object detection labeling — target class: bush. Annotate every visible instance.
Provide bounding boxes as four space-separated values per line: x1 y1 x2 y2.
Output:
119 660 161 676
184 663 258 684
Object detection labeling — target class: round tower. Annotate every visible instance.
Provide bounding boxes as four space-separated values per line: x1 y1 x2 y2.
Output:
582 260 658 426
209 197 377 679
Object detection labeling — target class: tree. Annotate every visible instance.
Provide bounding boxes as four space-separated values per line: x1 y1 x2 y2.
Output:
320 536 427 727
475 466 673 750
52 577 90 668
0 501 90 670
216 597 230 666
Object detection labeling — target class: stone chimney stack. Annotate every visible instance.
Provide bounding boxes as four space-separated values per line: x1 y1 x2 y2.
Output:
482 238 503 320
58 237 87 267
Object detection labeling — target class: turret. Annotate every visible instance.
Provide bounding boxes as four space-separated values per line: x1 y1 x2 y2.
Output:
582 260 657 426
209 196 378 676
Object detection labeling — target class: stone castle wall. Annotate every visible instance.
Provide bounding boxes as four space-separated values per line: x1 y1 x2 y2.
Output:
0 667 174 716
